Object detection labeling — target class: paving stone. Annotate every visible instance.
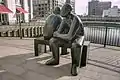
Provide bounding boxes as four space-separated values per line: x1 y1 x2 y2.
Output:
1 57 25 66
86 65 120 77
100 74 120 80
0 69 6 80
22 71 53 80
79 70 101 80
56 75 82 80
1 72 24 80
2 64 25 75
23 59 70 79
80 77 95 80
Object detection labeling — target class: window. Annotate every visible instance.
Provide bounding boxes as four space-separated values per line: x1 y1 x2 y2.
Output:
39 8 41 10
92 9 95 15
15 0 20 4
39 4 41 7
0 0 4 4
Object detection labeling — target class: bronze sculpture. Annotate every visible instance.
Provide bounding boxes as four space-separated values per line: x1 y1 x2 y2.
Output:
45 4 84 76
43 7 62 40
43 7 68 55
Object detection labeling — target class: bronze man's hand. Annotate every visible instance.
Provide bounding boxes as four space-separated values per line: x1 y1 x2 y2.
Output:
53 31 59 37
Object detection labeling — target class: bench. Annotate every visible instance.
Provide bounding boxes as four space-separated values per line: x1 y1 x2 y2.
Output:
34 37 90 67
34 37 71 56
34 37 49 56
70 36 90 67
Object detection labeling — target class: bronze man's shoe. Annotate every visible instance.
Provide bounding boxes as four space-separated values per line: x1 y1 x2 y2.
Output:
45 58 59 65
71 64 78 76
61 52 69 55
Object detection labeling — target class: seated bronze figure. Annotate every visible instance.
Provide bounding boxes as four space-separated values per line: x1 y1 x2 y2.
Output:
43 7 68 54
46 4 84 76
43 7 62 40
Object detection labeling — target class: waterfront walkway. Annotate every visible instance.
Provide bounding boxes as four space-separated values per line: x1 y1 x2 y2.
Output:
0 37 120 80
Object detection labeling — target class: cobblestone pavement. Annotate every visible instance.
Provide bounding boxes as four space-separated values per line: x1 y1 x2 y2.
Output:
0 37 120 80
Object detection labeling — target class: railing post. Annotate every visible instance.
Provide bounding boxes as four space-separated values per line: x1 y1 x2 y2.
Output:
18 14 22 39
104 24 108 47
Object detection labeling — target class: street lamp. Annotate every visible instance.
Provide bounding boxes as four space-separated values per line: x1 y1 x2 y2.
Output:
16 4 22 39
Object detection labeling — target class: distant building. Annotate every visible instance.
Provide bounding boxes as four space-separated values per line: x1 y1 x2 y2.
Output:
88 0 111 16
33 0 65 18
65 0 75 13
103 6 120 17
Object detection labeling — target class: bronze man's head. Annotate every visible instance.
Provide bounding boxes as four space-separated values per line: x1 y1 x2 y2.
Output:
60 3 72 17
53 7 61 14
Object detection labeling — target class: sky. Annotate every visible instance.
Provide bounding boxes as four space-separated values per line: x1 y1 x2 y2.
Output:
75 0 120 15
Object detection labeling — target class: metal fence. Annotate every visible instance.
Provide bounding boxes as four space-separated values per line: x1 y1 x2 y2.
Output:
84 26 120 47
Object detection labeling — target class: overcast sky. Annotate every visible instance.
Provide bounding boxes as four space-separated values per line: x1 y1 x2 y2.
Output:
75 0 120 15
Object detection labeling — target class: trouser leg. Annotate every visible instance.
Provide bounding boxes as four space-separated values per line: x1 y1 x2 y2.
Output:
71 43 82 67
46 38 68 65
61 46 68 55
49 38 59 62
46 38 60 65
71 42 82 76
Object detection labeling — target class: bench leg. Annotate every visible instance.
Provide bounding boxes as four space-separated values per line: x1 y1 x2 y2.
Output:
71 43 83 76
61 47 67 55
49 46 51 52
34 40 39 56
71 46 82 67
80 45 89 67
44 45 47 53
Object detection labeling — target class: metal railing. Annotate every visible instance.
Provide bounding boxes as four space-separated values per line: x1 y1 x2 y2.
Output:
84 26 120 47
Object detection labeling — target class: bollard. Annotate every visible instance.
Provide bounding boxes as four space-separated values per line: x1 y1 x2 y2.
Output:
41 26 43 36
5 31 8 37
16 29 20 37
30 28 33 37
37 27 40 37
24 28 27 37
8 31 11 37
26 28 29 37
27 28 31 37
22 29 24 37
11 31 14 37
40 26 42 36
33 27 36 37
35 27 37 37
9 31 12 37
14 30 18 37
1 32 3 37
0 32 1 37
3 32 7 37
24 28 26 37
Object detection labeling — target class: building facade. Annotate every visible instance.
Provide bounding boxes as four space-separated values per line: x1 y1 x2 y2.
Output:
0 0 9 25
88 0 111 16
33 0 65 18
103 6 120 17
0 0 33 24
